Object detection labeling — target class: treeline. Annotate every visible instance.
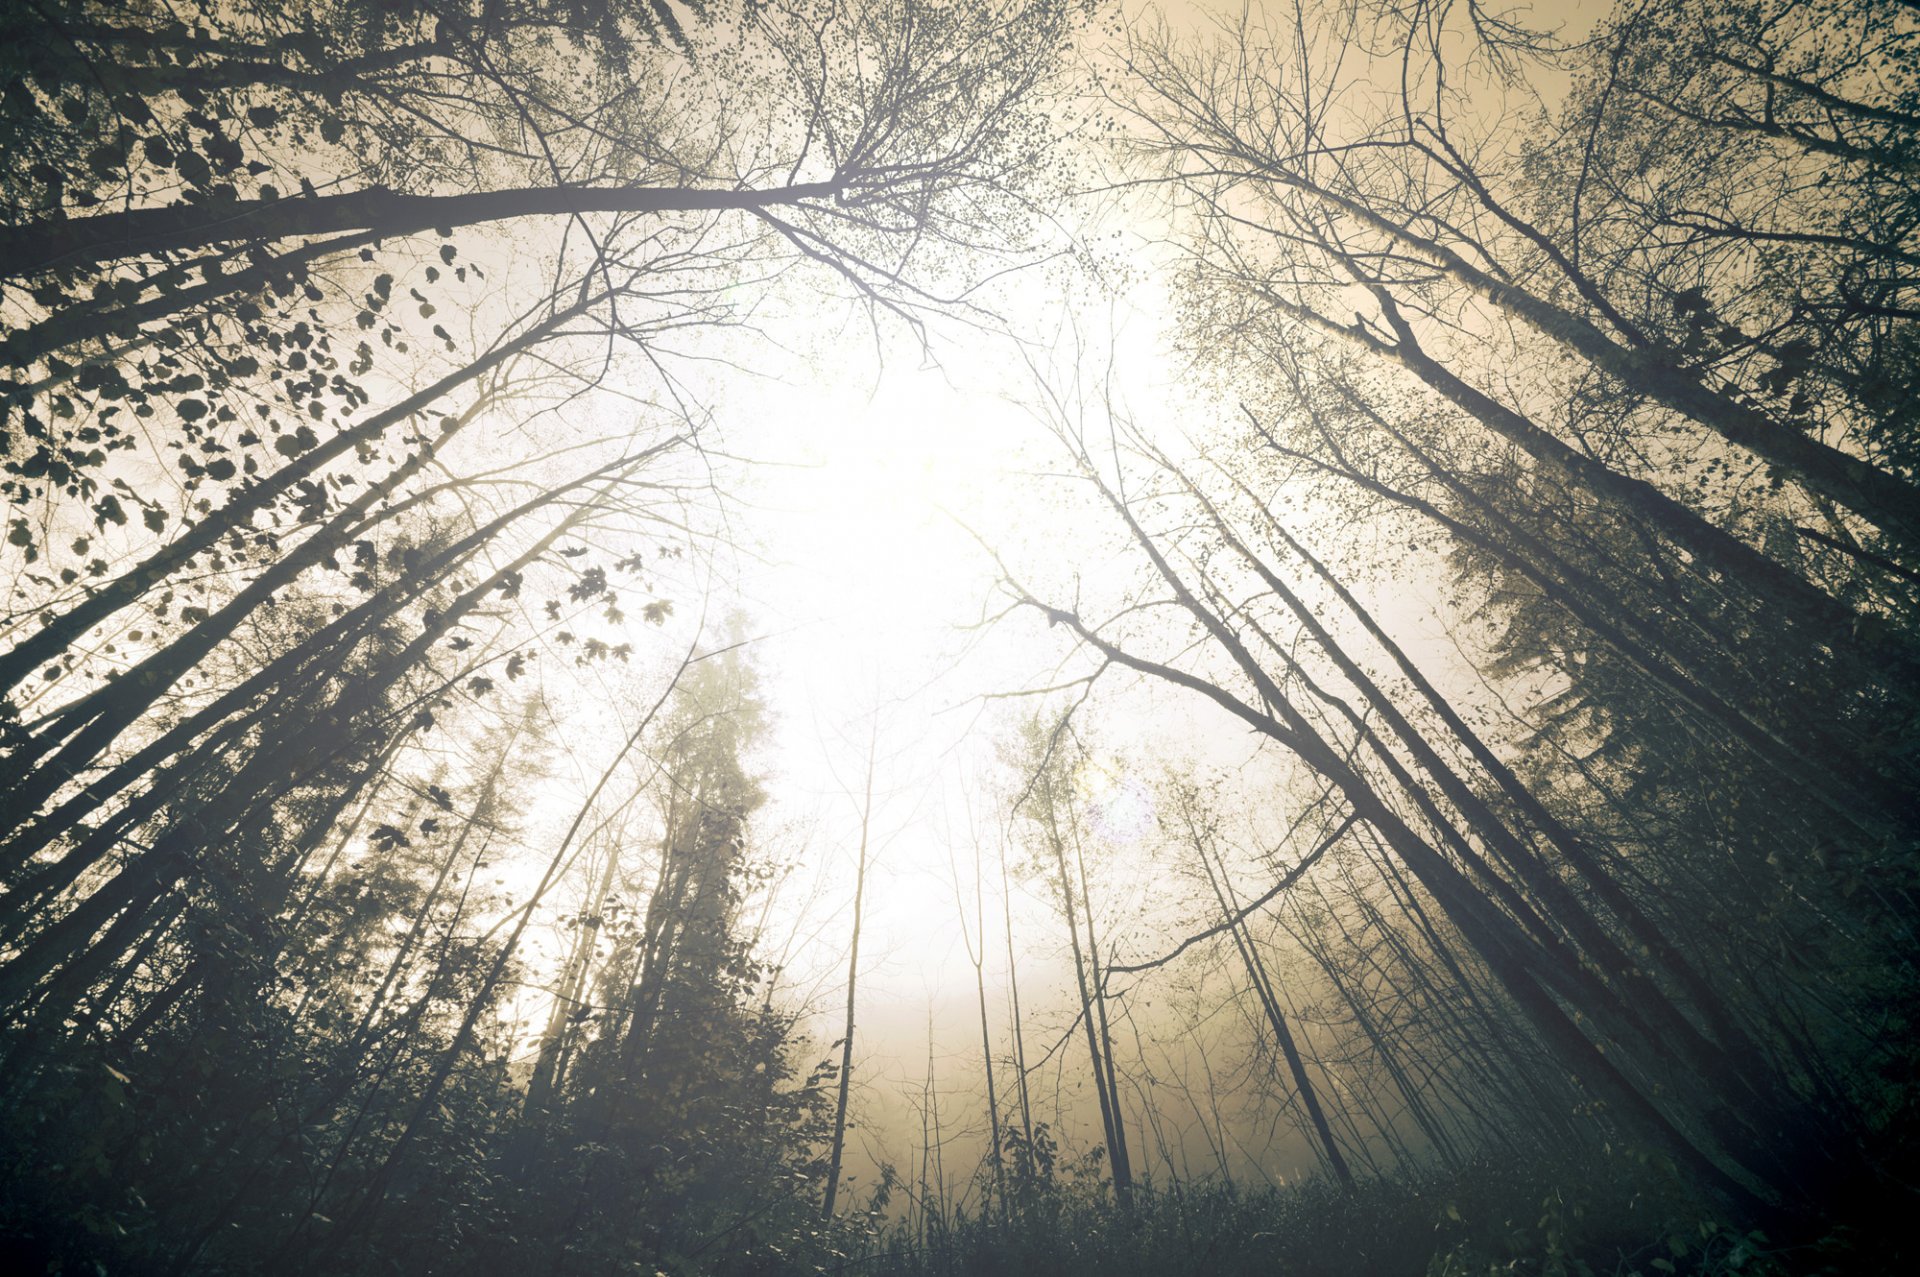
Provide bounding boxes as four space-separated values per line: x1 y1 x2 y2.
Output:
1 0 1917 1274
984 0 1920 1261
0 0 1078 1270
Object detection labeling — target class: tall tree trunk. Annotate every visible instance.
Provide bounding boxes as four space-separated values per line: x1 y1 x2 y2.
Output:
967 840 1006 1216
0 298 594 700
1000 838 1035 1151
0 230 381 370
1285 175 1920 544
0 178 845 277
822 721 876 1220
1185 808 1353 1184
1067 802 1133 1198
520 827 623 1142
1042 792 1131 1201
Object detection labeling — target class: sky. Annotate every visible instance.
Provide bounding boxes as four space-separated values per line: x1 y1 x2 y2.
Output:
651 285 1379 1192
462 0 1615 1202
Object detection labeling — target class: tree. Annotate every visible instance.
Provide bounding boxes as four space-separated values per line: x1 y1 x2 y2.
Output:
0 2 1087 1269
991 372 1876 1216
1115 0 1920 548
501 635 839 1273
1005 712 1134 1202
824 718 877 1220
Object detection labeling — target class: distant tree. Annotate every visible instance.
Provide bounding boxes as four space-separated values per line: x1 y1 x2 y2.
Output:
1004 712 1134 1201
500 638 838 1274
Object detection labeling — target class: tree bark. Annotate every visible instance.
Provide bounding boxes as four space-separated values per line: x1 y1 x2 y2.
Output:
1 179 843 277
822 720 876 1220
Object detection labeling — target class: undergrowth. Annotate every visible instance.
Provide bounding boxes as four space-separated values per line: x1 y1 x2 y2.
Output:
854 1150 1886 1277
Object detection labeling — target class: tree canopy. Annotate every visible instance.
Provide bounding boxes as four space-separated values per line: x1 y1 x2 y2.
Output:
3 0 1918 1273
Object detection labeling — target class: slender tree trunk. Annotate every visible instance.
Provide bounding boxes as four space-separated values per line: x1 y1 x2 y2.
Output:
0 301 587 700
0 230 382 370
1185 807 1353 1184
1067 806 1133 1197
1042 793 1130 1201
521 827 623 1140
968 842 1006 1217
1 178 844 277
823 721 876 1220
1287 178 1920 543
1000 838 1035 1150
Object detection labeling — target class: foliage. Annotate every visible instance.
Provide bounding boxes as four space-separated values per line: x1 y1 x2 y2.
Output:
860 1155 1812 1277
3 0 1918 1272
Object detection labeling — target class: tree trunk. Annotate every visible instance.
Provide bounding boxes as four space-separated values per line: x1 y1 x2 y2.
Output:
822 721 876 1220
1187 810 1353 1184
1 179 843 277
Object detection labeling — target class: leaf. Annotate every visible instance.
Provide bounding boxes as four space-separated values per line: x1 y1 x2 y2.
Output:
176 147 211 188
567 567 607 601
87 143 126 178
274 425 319 457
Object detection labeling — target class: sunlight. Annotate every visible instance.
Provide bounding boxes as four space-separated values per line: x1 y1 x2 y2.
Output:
5 0 1906 1266
1081 765 1158 847
740 360 1023 677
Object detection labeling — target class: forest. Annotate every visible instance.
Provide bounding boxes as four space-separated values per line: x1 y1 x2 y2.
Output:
1 0 1917 1272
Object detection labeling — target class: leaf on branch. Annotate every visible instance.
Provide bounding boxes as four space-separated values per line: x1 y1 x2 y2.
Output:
369 824 410 850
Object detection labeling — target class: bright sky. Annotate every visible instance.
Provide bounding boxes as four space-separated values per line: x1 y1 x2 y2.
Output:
670 276 1357 1194
479 0 1605 1197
